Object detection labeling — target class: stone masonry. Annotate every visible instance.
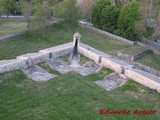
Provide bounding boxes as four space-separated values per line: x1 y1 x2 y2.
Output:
0 33 160 92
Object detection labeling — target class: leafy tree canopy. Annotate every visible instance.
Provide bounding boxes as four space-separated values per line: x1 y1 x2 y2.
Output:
92 0 119 33
115 0 141 40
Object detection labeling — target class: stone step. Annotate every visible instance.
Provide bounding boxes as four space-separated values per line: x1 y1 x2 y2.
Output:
21 65 57 81
94 73 128 91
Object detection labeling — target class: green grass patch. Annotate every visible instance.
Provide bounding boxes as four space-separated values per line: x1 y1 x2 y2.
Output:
0 19 27 36
122 45 148 55
38 62 61 75
0 24 160 119
117 80 150 93
0 25 131 60
60 54 91 65
59 54 70 64
79 55 91 65
136 52 160 70
0 69 159 120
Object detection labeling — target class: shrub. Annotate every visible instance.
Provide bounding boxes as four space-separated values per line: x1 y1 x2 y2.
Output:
101 5 119 32
115 0 141 40
55 0 80 26
92 0 119 32
91 0 111 28
91 0 119 33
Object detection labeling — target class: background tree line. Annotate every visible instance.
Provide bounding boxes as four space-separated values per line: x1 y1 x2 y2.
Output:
91 0 160 41
0 0 80 30
1 0 159 41
91 0 141 41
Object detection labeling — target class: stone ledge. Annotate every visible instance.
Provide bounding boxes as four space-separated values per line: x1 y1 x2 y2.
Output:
79 43 160 92
0 59 27 73
0 42 74 74
17 52 50 66
79 43 133 73
39 42 73 53
125 68 160 92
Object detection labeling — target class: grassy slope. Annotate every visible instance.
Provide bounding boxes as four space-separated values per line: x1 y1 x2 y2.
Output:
0 25 130 60
136 52 160 71
0 68 159 120
122 45 148 55
0 20 159 70
0 25 160 119
0 19 27 36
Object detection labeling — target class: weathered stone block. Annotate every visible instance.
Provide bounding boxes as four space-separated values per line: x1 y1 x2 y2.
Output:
0 59 26 73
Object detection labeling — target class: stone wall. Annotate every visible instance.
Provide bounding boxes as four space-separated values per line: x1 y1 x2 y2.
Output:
79 23 134 45
0 42 73 73
125 68 160 92
117 52 132 61
117 48 151 61
79 43 132 73
80 23 160 56
141 39 160 51
0 41 160 92
79 43 160 92
137 41 160 56
0 59 27 73
17 52 50 68
134 62 160 77
131 49 151 61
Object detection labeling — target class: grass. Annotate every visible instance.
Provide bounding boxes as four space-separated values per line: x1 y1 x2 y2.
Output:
122 45 148 55
60 54 91 65
38 62 61 75
0 24 131 60
136 52 160 71
0 18 27 36
120 45 160 70
0 68 159 120
59 54 71 64
0 24 160 119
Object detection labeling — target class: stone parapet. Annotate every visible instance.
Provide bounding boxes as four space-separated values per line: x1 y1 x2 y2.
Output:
39 42 73 58
0 59 26 73
79 43 132 74
0 42 73 73
79 43 160 92
125 68 160 92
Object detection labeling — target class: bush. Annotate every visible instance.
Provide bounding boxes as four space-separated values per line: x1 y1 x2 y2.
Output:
115 0 141 40
92 0 111 28
55 0 80 27
91 0 119 33
101 5 119 32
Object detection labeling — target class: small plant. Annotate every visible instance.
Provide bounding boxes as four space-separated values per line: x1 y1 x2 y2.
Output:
145 26 154 37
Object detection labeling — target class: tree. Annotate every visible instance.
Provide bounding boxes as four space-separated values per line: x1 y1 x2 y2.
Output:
115 0 141 40
114 0 131 9
31 4 52 31
101 4 119 32
77 0 96 20
0 1 4 16
91 0 119 33
92 0 111 28
21 1 33 29
0 3 3 25
55 0 80 26
0 0 16 17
